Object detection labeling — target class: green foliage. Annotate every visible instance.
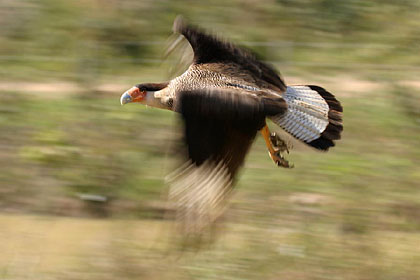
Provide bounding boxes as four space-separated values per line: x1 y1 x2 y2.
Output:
0 1 420 278
1 0 420 82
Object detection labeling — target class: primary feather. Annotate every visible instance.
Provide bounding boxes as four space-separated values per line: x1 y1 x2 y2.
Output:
121 16 343 241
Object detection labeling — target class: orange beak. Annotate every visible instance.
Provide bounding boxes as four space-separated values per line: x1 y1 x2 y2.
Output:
120 87 145 105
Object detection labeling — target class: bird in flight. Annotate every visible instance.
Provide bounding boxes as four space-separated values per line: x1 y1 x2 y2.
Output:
120 16 343 235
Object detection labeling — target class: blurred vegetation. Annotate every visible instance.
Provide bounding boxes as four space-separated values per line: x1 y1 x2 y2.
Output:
1 0 420 82
1 0 420 279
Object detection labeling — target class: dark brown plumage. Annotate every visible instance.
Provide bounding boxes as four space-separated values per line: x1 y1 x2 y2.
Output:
120 16 343 236
176 89 286 175
306 85 343 150
173 16 287 92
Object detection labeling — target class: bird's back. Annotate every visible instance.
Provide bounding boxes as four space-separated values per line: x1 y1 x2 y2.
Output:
167 62 284 100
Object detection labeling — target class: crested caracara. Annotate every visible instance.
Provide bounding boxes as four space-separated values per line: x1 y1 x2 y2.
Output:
120 16 343 235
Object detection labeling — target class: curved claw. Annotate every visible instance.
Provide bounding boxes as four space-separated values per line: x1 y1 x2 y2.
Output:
269 151 294 169
270 132 292 154
260 125 294 168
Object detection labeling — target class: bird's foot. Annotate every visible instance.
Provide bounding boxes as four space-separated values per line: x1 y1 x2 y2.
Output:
269 150 294 168
270 132 292 154
260 125 294 168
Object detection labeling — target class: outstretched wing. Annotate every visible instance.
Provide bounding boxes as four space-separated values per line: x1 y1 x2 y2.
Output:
172 16 287 92
167 88 285 235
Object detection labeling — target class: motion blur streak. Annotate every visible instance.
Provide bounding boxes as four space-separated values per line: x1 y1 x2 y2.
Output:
0 0 419 279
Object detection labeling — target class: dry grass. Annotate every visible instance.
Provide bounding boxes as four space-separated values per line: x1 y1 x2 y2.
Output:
0 76 419 279
1 212 419 280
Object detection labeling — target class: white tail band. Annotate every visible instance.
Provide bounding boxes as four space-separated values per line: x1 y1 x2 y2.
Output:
270 86 329 142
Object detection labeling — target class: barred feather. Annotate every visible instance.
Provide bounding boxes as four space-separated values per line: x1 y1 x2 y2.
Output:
270 85 343 150
166 160 233 235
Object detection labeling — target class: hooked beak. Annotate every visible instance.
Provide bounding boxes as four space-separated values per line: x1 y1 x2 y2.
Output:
120 87 142 105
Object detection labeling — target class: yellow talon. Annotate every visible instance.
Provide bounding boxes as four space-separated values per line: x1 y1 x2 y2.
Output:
260 124 294 168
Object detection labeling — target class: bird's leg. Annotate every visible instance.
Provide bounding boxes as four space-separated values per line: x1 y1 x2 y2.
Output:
260 125 294 168
270 132 292 154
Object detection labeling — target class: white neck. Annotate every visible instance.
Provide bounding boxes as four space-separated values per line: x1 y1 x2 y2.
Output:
142 90 170 109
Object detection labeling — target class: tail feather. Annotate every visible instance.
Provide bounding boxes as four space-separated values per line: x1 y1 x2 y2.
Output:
270 85 343 151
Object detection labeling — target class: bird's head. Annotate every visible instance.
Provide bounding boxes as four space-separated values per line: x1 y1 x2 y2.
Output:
120 83 168 105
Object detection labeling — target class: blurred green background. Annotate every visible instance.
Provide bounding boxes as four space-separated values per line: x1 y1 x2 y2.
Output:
1 0 420 279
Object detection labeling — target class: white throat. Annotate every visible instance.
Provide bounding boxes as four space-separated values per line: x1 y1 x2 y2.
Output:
143 90 171 109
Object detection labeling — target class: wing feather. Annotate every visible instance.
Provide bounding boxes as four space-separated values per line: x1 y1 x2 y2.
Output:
172 16 287 92
168 88 282 236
